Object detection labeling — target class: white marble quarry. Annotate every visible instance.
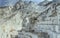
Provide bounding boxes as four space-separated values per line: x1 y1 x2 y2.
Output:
0 0 60 38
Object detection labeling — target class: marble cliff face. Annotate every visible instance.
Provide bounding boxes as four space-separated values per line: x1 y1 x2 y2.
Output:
0 0 60 38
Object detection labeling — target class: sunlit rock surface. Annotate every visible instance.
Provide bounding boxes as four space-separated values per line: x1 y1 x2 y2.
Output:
0 0 60 38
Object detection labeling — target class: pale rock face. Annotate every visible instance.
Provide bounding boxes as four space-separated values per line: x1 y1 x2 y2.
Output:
0 0 60 38
0 7 23 38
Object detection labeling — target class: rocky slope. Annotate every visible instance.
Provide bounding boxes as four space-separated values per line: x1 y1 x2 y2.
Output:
0 0 60 38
